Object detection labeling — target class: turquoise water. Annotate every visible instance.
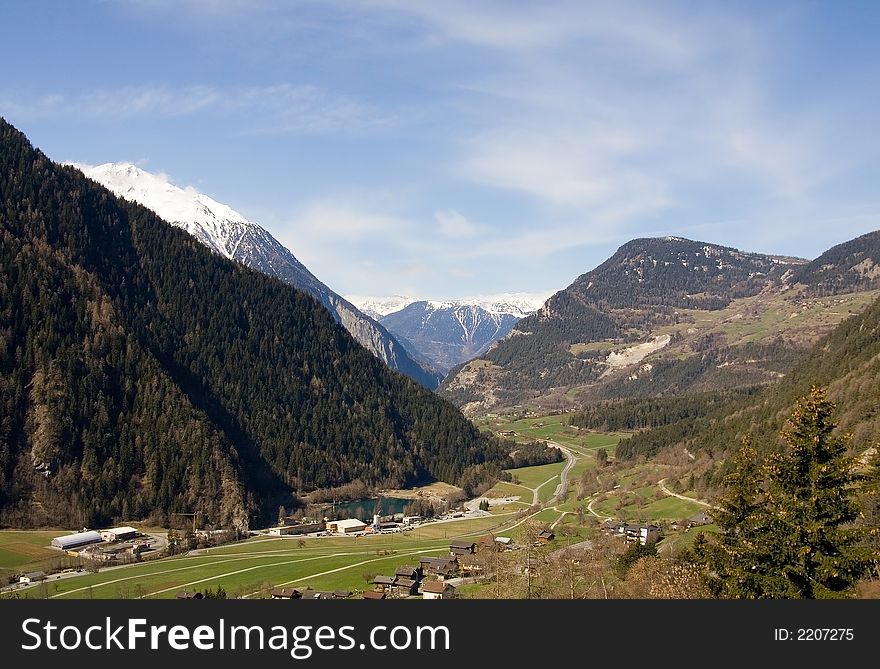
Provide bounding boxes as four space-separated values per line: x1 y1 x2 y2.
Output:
330 497 410 521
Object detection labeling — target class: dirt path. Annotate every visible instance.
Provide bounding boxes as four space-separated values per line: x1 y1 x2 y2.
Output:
657 478 717 509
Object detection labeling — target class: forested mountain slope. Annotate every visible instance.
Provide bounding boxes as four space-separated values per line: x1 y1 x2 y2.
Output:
0 119 505 529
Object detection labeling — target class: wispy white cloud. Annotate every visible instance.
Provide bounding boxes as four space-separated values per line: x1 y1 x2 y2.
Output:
434 210 485 238
0 83 381 134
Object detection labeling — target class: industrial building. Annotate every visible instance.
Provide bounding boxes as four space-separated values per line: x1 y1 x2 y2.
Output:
326 518 367 534
50 530 102 550
100 526 139 542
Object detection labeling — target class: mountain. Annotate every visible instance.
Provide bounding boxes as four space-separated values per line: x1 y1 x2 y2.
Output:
346 295 419 321
789 229 880 295
615 290 880 465
347 293 548 374
440 235 880 414
73 163 442 390
0 119 505 529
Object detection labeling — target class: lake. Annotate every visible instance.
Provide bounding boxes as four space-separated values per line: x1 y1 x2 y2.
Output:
330 497 411 521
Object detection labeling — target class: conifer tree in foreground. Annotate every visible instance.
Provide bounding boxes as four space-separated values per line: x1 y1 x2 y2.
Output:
694 386 872 598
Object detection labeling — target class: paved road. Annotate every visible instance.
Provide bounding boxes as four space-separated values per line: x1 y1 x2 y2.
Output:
546 441 576 505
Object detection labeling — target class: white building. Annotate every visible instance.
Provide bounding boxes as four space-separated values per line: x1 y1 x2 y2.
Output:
51 530 103 550
100 526 138 542
326 518 367 534
19 571 46 584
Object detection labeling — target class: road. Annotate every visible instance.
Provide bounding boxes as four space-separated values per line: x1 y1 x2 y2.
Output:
657 478 717 509
546 441 576 505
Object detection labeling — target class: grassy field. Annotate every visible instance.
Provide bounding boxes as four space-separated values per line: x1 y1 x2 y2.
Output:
505 461 565 489
0 530 83 583
479 412 629 451
4 514 525 599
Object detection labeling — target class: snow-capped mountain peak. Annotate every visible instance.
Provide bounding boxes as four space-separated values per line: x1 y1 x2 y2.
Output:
345 295 420 320
73 162 257 260
348 291 553 373
347 292 550 320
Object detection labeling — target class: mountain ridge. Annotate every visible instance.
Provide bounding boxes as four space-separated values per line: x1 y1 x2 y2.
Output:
75 162 442 389
0 119 502 528
440 234 880 414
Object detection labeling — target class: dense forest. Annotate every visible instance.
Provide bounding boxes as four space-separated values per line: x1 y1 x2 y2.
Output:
0 119 508 529
791 230 880 296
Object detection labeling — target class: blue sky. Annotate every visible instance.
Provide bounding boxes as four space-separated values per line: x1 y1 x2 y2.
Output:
2 1 880 299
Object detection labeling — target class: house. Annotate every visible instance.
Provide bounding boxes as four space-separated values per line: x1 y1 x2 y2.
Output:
499 431 517 437
326 518 368 534
494 536 513 549
401 515 421 526
421 580 456 600
449 541 476 556
176 590 204 599
536 529 555 543
362 590 386 600
332 590 352 599
19 571 46 584
100 526 138 542
372 575 395 592
609 523 662 546
50 530 103 551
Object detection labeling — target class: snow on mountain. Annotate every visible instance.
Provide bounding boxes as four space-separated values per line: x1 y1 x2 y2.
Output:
346 295 420 320
370 293 552 373
74 162 442 389
347 292 550 320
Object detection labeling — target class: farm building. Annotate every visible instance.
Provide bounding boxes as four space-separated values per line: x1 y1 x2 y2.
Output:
362 590 386 600
100 526 138 542
688 511 713 528
326 518 368 534
176 590 203 599
421 580 456 600
271 587 304 599
419 556 458 579
51 530 102 550
268 521 324 536
449 541 476 556
536 529 555 543
19 571 46 584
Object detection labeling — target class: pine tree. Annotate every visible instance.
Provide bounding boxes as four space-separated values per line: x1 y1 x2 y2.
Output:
695 387 871 598
694 437 775 598
761 386 869 597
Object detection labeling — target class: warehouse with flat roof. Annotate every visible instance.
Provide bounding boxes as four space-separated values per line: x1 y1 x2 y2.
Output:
100 526 138 542
326 518 367 534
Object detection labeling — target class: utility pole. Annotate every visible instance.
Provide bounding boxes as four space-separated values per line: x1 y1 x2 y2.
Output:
171 512 198 534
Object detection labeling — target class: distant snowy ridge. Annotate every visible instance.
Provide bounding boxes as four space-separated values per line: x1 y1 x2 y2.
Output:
348 292 550 319
74 162 442 389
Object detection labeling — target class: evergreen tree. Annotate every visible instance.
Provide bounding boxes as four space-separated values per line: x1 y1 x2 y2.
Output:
694 437 774 598
761 387 870 597
694 387 871 598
